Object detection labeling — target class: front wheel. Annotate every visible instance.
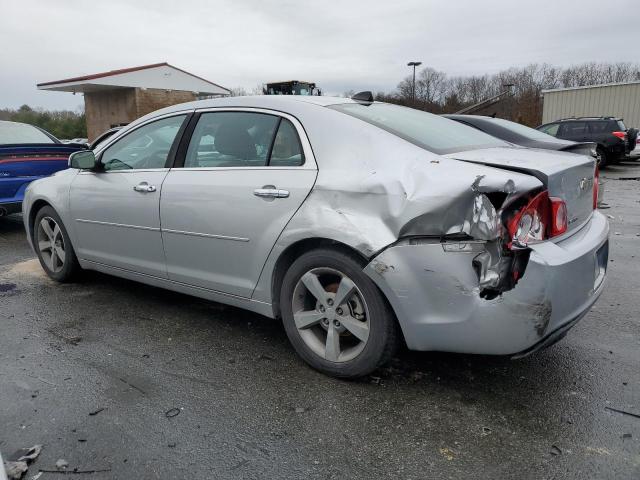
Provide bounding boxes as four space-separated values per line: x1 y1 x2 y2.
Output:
280 248 399 378
33 206 81 282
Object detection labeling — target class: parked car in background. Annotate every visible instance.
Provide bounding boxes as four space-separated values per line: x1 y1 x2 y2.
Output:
445 115 596 157
22 95 607 378
0 120 85 216
536 117 629 167
89 126 124 150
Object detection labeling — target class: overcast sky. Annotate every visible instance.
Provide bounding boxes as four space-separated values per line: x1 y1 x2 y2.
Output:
1 0 638 110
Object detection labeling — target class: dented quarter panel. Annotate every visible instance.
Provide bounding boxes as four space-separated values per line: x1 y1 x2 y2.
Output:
364 211 609 354
250 100 542 304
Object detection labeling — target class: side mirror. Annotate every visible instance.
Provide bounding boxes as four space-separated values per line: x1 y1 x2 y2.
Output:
69 150 98 170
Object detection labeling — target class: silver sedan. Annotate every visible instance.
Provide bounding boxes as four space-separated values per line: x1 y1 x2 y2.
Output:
22 95 609 378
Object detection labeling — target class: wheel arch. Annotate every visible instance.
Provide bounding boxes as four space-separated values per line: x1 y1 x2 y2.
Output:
28 199 54 241
270 237 369 319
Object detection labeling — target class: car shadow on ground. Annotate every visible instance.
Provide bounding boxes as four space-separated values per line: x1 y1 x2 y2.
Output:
74 268 583 395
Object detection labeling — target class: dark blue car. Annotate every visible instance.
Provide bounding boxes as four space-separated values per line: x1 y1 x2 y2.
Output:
0 120 85 216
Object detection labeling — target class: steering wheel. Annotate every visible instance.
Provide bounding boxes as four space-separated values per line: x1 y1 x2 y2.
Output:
138 149 170 169
103 158 132 170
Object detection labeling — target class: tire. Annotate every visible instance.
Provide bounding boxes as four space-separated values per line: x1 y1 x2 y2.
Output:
33 206 81 282
280 248 399 378
596 147 607 168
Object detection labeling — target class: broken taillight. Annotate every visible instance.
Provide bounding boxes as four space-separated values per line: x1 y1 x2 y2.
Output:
507 191 567 248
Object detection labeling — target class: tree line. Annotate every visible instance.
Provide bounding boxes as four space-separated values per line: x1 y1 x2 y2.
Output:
374 62 640 126
0 105 86 139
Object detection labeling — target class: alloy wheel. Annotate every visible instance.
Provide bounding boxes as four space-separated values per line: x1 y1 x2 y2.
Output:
37 216 66 273
291 267 370 363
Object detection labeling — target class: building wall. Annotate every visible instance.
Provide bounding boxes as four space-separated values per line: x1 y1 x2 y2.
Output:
84 88 137 141
84 88 197 141
134 88 196 119
542 82 640 128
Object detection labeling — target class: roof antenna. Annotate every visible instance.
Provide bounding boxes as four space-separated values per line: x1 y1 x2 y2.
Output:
351 91 374 104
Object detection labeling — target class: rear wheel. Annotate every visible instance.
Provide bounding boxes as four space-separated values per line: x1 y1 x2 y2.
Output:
280 248 399 378
33 206 81 282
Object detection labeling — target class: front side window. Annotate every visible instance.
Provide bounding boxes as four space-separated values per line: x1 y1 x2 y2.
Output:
100 115 186 171
330 103 506 155
184 112 304 168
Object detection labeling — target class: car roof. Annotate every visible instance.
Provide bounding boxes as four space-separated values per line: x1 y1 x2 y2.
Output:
158 94 358 113
127 95 372 130
554 117 622 122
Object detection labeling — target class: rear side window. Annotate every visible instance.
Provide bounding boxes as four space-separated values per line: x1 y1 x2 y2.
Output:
270 119 305 166
559 121 587 136
588 121 610 134
184 112 305 168
616 120 627 131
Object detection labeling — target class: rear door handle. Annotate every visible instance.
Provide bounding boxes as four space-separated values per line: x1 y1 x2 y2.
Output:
133 182 157 193
253 188 289 198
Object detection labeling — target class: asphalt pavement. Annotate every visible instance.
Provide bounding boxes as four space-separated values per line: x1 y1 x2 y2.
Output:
1 161 639 479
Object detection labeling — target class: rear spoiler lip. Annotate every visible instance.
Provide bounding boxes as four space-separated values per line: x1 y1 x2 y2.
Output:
0 143 86 156
558 141 595 151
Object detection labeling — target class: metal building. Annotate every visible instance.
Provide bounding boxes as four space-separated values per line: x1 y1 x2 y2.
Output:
541 81 640 128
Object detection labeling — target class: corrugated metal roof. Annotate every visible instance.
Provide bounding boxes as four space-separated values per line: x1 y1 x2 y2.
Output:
542 80 640 94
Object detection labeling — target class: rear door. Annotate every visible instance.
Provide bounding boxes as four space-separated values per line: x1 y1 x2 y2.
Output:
160 109 317 298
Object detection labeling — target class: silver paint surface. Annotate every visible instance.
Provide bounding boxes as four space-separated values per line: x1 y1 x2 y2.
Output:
21 95 608 355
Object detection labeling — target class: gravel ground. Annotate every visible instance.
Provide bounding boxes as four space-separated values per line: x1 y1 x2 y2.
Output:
1 160 639 479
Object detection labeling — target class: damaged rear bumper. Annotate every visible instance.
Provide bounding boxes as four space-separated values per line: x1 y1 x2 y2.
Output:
364 211 609 355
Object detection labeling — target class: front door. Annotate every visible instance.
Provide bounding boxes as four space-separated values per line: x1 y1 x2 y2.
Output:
69 114 187 277
160 110 317 297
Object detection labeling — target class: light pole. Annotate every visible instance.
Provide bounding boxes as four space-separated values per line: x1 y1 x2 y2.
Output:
407 61 422 104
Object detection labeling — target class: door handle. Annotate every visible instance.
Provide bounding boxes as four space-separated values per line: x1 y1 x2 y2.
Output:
253 188 289 198
133 182 157 193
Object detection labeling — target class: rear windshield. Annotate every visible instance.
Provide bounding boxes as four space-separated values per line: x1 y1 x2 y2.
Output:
0 121 56 144
483 117 558 141
329 103 507 154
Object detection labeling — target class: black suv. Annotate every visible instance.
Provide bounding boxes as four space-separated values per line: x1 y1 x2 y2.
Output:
536 117 630 167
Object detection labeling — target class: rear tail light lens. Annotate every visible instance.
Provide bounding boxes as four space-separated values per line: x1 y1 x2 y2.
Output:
593 165 599 210
549 197 567 236
507 191 549 247
507 191 568 248
612 131 627 140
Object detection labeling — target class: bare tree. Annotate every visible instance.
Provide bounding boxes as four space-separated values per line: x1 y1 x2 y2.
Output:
384 61 640 125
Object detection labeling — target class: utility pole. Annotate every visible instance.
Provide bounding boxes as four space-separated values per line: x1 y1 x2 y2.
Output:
407 61 422 105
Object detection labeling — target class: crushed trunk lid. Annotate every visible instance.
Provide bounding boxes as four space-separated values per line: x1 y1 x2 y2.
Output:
446 146 595 235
